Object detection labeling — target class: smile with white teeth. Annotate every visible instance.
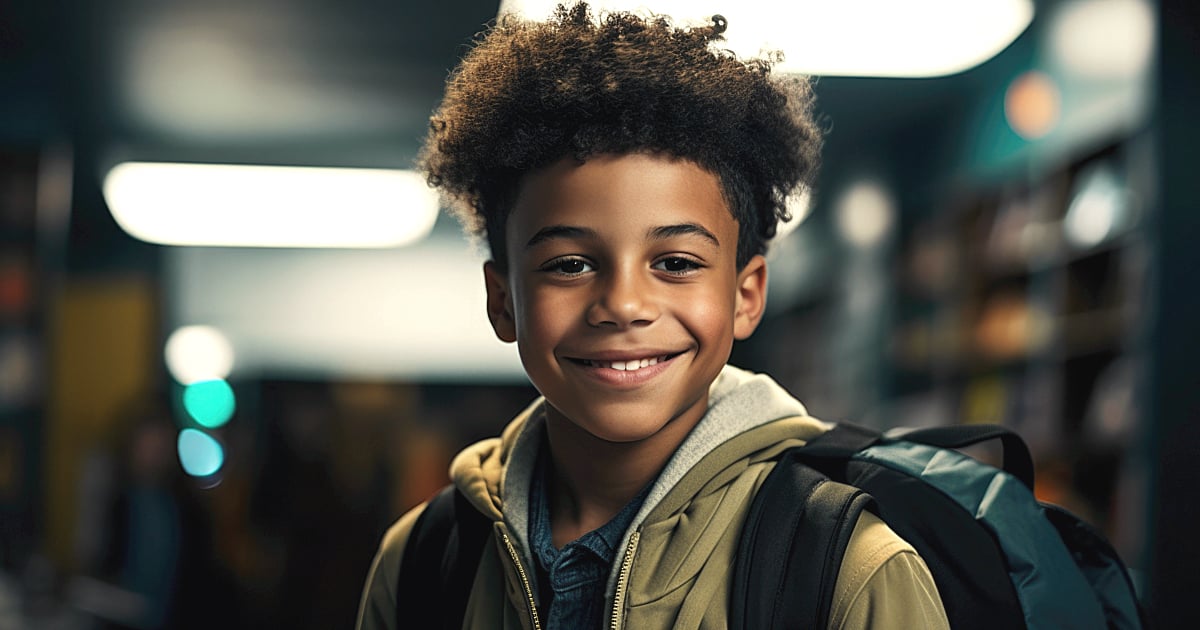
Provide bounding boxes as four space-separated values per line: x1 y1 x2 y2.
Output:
580 355 669 371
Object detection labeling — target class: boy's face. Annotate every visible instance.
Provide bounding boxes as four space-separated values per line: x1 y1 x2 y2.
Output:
484 153 767 445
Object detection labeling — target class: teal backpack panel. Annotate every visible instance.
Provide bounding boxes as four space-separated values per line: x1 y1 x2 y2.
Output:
857 440 1108 629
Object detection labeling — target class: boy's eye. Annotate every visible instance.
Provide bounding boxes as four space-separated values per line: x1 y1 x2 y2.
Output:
653 257 701 274
543 258 593 275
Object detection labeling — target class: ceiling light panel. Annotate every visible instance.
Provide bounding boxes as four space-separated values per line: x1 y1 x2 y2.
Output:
103 162 440 248
499 0 1034 78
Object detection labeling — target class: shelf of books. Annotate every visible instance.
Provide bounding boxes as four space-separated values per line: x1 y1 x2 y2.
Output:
887 131 1153 566
0 146 46 569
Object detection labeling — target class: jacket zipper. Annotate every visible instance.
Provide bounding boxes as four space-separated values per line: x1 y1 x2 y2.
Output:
609 531 641 630
501 532 542 630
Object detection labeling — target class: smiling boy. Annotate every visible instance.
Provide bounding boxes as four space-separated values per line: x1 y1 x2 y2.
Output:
357 3 948 629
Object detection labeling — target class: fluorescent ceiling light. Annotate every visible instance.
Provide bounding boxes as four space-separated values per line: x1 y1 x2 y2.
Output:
498 0 1034 77
103 162 440 248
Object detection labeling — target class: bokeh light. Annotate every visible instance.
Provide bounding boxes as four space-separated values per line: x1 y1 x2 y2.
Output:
182 379 236 429
1049 0 1154 80
1005 70 1061 140
176 428 225 477
0 334 38 408
835 179 896 249
1064 164 1131 249
164 325 234 385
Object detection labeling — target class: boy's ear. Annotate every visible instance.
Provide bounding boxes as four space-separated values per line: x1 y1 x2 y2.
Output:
483 261 517 343
733 255 768 340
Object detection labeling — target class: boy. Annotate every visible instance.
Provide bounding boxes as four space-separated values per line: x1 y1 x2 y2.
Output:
357 3 949 628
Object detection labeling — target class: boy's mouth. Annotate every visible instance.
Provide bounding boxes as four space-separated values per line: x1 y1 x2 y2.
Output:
568 351 683 372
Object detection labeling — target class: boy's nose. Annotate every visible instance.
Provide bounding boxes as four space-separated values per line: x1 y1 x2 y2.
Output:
586 270 660 329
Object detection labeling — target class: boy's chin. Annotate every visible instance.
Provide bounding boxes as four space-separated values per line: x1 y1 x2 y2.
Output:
545 400 706 446
576 421 666 445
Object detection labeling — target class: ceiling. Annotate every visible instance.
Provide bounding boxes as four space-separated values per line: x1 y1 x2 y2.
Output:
3 0 995 164
56 0 504 168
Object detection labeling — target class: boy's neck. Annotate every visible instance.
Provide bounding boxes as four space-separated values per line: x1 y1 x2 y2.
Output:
542 401 705 548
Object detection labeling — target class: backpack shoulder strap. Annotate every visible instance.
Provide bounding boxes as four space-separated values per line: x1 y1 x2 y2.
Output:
396 484 493 630
731 446 876 630
888 424 1036 490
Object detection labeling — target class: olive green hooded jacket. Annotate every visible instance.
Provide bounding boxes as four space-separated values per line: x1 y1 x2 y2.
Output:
357 366 949 629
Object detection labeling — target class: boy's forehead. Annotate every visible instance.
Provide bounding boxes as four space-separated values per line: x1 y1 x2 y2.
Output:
513 152 720 208
507 153 734 234
517 154 732 209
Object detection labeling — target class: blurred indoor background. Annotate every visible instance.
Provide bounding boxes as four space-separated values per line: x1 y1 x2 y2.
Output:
1 0 1198 628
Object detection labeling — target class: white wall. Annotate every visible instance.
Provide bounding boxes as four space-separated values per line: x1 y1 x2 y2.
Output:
165 235 525 382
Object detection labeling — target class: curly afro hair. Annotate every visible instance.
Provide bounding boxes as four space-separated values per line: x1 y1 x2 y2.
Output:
420 1 822 270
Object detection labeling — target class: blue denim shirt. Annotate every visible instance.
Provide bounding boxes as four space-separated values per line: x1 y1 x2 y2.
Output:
529 447 651 630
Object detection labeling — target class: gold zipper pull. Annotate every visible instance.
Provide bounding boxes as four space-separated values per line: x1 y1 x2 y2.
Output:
609 531 641 630
501 532 543 630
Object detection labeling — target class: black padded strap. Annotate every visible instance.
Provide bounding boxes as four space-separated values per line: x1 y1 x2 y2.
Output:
801 422 1036 491
890 424 1036 490
396 485 493 630
731 448 875 630
795 422 883 459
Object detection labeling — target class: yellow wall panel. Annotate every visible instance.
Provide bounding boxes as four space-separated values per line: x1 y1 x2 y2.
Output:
44 276 157 569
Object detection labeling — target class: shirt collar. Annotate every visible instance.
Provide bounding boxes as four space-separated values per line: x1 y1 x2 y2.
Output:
529 438 653 566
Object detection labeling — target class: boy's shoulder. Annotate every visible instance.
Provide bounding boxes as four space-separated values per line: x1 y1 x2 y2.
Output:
832 511 949 629
356 504 425 630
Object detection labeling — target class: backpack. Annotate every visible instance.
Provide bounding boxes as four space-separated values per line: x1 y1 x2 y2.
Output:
397 422 1149 629
732 422 1149 630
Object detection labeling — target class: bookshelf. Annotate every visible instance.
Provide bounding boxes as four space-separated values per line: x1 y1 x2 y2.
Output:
887 132 1153 560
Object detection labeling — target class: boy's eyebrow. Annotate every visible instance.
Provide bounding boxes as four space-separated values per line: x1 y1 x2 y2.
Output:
648 223 720 247
523 223 721 249
524 225 597 250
